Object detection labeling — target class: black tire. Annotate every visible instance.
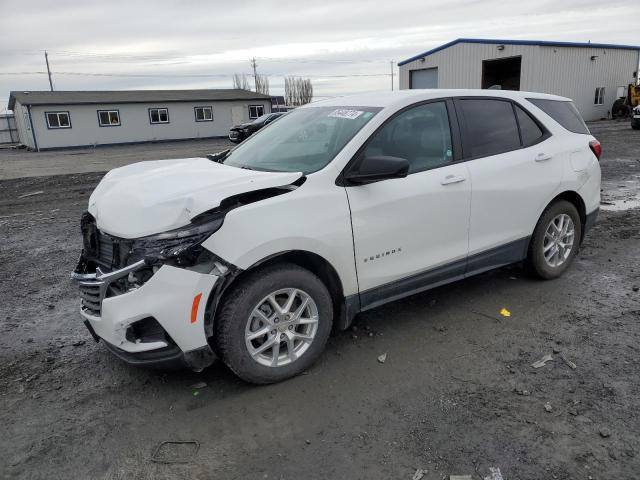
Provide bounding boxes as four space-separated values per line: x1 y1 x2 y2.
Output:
632 125 640 130
526 200 582 279
215 263 333 384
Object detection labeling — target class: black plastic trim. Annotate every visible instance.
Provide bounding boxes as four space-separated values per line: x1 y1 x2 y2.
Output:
583 208 599 237
103 341 186 369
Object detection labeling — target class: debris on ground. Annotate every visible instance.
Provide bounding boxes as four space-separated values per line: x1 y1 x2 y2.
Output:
377 353 387 364
449 476 472 480
531 353 554 368
190 381 207 389
71 340 85 347
305 439 311 445
18 191 44 199
632 286 639 292
412 468 426 480
560 352 577 370
600 428 611 438
514 386 531 396
544 402 552 412
499 308 511 317
484 467 504 480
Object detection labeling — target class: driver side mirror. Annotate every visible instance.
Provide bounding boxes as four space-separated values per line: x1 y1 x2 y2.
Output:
343 155 409 185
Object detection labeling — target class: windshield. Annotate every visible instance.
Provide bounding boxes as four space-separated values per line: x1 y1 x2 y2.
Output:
224 106 381 174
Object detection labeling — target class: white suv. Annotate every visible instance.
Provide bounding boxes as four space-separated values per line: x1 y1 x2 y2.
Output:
72 90 601 383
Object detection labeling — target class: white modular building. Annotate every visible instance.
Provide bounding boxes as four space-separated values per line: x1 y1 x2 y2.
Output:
8 89 272 150
399 38 640 121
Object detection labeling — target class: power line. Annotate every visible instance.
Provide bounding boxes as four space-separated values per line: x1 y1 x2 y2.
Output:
0 70 393 79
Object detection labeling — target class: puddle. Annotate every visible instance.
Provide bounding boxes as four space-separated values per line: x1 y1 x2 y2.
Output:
601 198 640 211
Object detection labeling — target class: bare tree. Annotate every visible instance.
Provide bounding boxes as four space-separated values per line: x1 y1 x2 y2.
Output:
285 77 313 106
255 74 270 95
232 73 250 90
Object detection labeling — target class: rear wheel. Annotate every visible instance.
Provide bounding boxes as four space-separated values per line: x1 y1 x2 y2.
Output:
526 200 582 279
215 263 333 384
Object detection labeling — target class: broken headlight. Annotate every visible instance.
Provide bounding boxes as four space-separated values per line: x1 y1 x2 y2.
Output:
129 213 224 268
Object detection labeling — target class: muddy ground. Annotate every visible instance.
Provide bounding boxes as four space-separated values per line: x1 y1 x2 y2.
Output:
1 120 639 480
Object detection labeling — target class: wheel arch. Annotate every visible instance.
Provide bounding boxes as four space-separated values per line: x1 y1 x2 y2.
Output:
206 250 358 340
541 190 587 240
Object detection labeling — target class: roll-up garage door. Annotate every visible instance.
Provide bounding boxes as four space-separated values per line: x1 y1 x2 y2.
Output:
410 67 438 89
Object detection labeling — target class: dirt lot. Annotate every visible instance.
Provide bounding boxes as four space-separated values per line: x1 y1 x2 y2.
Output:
1 121 639 480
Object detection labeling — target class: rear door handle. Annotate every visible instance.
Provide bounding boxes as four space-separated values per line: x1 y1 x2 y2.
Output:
535 153 553 162
440 174 466 185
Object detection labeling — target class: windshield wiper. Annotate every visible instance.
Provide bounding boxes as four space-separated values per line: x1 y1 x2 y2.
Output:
206 149 231 163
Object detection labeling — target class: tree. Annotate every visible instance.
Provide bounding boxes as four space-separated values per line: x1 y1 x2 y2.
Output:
255 74 270 95
285 77 313 106
232 73 250 90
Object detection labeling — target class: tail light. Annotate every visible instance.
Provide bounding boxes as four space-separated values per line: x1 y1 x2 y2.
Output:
589 139 602 160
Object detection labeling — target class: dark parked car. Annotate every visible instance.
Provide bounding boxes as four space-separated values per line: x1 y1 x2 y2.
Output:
229 112 286 143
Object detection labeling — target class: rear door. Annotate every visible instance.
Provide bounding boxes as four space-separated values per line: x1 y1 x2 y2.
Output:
344 100 471 305
455 97 563 269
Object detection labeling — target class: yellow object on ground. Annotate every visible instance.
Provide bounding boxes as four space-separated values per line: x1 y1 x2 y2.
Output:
499 308 511 317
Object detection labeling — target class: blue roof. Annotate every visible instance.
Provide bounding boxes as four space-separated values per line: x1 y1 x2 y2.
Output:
398 38 640 66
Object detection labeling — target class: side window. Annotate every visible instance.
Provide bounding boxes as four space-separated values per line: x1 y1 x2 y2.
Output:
46 111 71 129
594 87 605 105
98 110 120 127
249 105 265 119
514 105 544 147
458 99 520 158
527 98 589 135
363 101 453 174
149 108 169 124
194 106 213 122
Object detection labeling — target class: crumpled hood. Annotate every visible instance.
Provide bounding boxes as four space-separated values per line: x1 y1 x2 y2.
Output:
88 158 302 238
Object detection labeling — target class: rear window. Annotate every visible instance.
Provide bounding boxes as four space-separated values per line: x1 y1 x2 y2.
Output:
458 99 521 158
527 98 589 135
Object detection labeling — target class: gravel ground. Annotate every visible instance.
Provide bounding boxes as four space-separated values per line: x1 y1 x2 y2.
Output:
0 138 233 180
0 120 639 480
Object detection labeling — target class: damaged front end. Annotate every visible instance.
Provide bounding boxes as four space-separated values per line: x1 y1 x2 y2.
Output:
71 210 234 371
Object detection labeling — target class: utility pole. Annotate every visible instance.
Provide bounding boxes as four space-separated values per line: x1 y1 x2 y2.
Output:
250 57 258 92
390 60 394 91
44 51 54 91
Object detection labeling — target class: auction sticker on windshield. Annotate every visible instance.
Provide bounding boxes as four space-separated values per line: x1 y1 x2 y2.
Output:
328 109 364 120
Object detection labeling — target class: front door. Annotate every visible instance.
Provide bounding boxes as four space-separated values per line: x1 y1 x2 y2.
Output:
344 100 471 308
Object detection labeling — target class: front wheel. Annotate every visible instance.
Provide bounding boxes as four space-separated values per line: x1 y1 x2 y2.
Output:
215 264 333 384
526 200 582 279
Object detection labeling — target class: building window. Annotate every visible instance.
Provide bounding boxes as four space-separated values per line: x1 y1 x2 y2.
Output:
594 87 605 105
194 106 213 122
46 111 71 129
98 110 121 127
248 105 264 119
149 108 169 124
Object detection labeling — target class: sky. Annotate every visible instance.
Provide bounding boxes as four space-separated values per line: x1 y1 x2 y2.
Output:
0 0 638 111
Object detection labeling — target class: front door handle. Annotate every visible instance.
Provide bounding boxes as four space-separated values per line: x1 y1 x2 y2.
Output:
440 174 466 185
535 153 553 162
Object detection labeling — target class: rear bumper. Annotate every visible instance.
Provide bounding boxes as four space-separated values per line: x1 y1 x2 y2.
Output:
72 263 219 370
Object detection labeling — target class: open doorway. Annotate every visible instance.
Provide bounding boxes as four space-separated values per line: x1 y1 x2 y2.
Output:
482 56 522 90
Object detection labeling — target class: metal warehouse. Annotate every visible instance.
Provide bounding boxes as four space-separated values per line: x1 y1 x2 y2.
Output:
7 89 272 151
399 38 640 121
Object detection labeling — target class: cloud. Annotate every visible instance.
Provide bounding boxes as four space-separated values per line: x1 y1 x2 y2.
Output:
0 0 636 110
